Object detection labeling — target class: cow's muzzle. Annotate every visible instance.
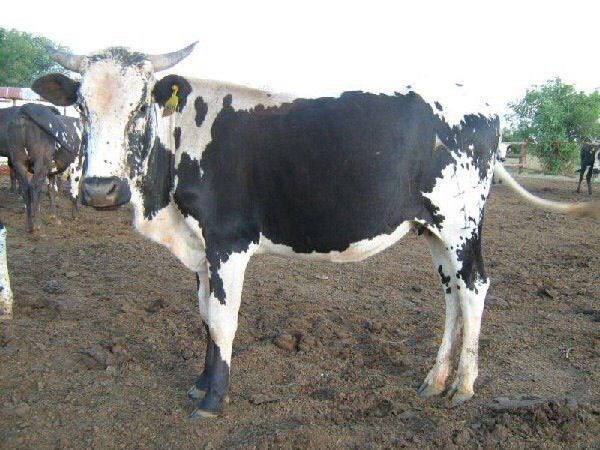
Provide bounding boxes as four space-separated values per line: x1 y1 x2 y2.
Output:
81 176 131 209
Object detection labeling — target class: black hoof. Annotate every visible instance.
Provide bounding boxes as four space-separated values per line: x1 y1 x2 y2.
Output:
187 385 230 403
187 385 204 400
190 408 219 419
190 398 222 419
187 373 209 400
195 373 210 390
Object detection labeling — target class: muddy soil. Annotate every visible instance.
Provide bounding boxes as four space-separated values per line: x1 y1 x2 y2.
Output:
0 176 599 449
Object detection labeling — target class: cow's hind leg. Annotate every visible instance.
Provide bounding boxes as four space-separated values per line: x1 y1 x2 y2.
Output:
190 247 253 418
446 223 489 405
585 166 593 195
418 231 462 398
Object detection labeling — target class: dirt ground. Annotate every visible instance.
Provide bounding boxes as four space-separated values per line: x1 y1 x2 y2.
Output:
0 175 599 449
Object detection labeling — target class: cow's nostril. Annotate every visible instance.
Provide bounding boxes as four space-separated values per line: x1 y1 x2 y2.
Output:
80 176 131 209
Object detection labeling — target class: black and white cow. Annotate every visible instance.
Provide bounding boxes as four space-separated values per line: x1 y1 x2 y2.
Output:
576 143 599 195
33 44 598 418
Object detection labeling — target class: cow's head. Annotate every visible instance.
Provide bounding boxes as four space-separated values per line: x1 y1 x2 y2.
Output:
32 43 197 209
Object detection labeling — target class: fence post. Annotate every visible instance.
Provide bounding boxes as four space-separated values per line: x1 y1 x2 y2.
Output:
519 141 528 174
0 224 13 319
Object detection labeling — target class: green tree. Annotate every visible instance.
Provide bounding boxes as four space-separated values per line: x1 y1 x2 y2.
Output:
0 28 70 87
505 78 600 173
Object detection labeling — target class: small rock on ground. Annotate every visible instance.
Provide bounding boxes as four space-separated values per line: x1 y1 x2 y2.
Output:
42 280 61 294
486 295 510 308
273 333 296 351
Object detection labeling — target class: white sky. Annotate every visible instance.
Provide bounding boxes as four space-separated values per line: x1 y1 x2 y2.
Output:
3 0 599 116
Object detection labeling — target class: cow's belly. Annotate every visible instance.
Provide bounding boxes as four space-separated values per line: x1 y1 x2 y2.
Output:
256 221 413 262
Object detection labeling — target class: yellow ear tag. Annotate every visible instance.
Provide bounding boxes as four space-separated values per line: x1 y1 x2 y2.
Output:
162 84 179 117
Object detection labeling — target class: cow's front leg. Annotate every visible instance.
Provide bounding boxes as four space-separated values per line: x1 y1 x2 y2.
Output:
187 271 212 400
190 246 254 418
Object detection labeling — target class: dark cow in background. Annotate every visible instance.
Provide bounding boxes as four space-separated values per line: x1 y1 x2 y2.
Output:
0 106 22 192
5 103 81 231
576 143 599 195
34 44 598 419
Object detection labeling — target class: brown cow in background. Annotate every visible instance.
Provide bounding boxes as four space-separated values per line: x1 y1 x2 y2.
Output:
3 103 81 231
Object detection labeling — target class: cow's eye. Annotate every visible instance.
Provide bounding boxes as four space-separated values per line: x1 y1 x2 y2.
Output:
75 95 86 115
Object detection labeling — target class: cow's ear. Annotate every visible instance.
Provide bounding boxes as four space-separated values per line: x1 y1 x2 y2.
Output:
152 75 192 113
32 73 80 106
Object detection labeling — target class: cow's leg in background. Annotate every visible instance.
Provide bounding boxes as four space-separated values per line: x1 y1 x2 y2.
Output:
585 166 593 195
29 167 48 231
12 160 36 232
47 174 61 221
24 151 52 232
418 232 462 398
576 166 586 193
8 161 18 194
446 222 489 404
191 247 254 418
576 167 583 193
70 197 78 219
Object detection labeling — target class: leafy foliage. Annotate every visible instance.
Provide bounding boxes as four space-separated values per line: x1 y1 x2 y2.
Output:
0 28 70 87
505 78 600 173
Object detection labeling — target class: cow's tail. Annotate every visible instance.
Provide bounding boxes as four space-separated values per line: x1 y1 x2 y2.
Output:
493 163 600 218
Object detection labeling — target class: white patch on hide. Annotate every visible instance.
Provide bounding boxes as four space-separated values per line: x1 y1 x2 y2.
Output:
130 190 205 272
398 81 496 129
422 151 493 246
256 221 413 262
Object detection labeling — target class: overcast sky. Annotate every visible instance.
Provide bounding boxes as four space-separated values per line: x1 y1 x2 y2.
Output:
3 1 599 115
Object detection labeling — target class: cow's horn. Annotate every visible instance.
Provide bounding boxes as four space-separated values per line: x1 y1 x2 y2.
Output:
46 46 85 73
146 42 198 72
